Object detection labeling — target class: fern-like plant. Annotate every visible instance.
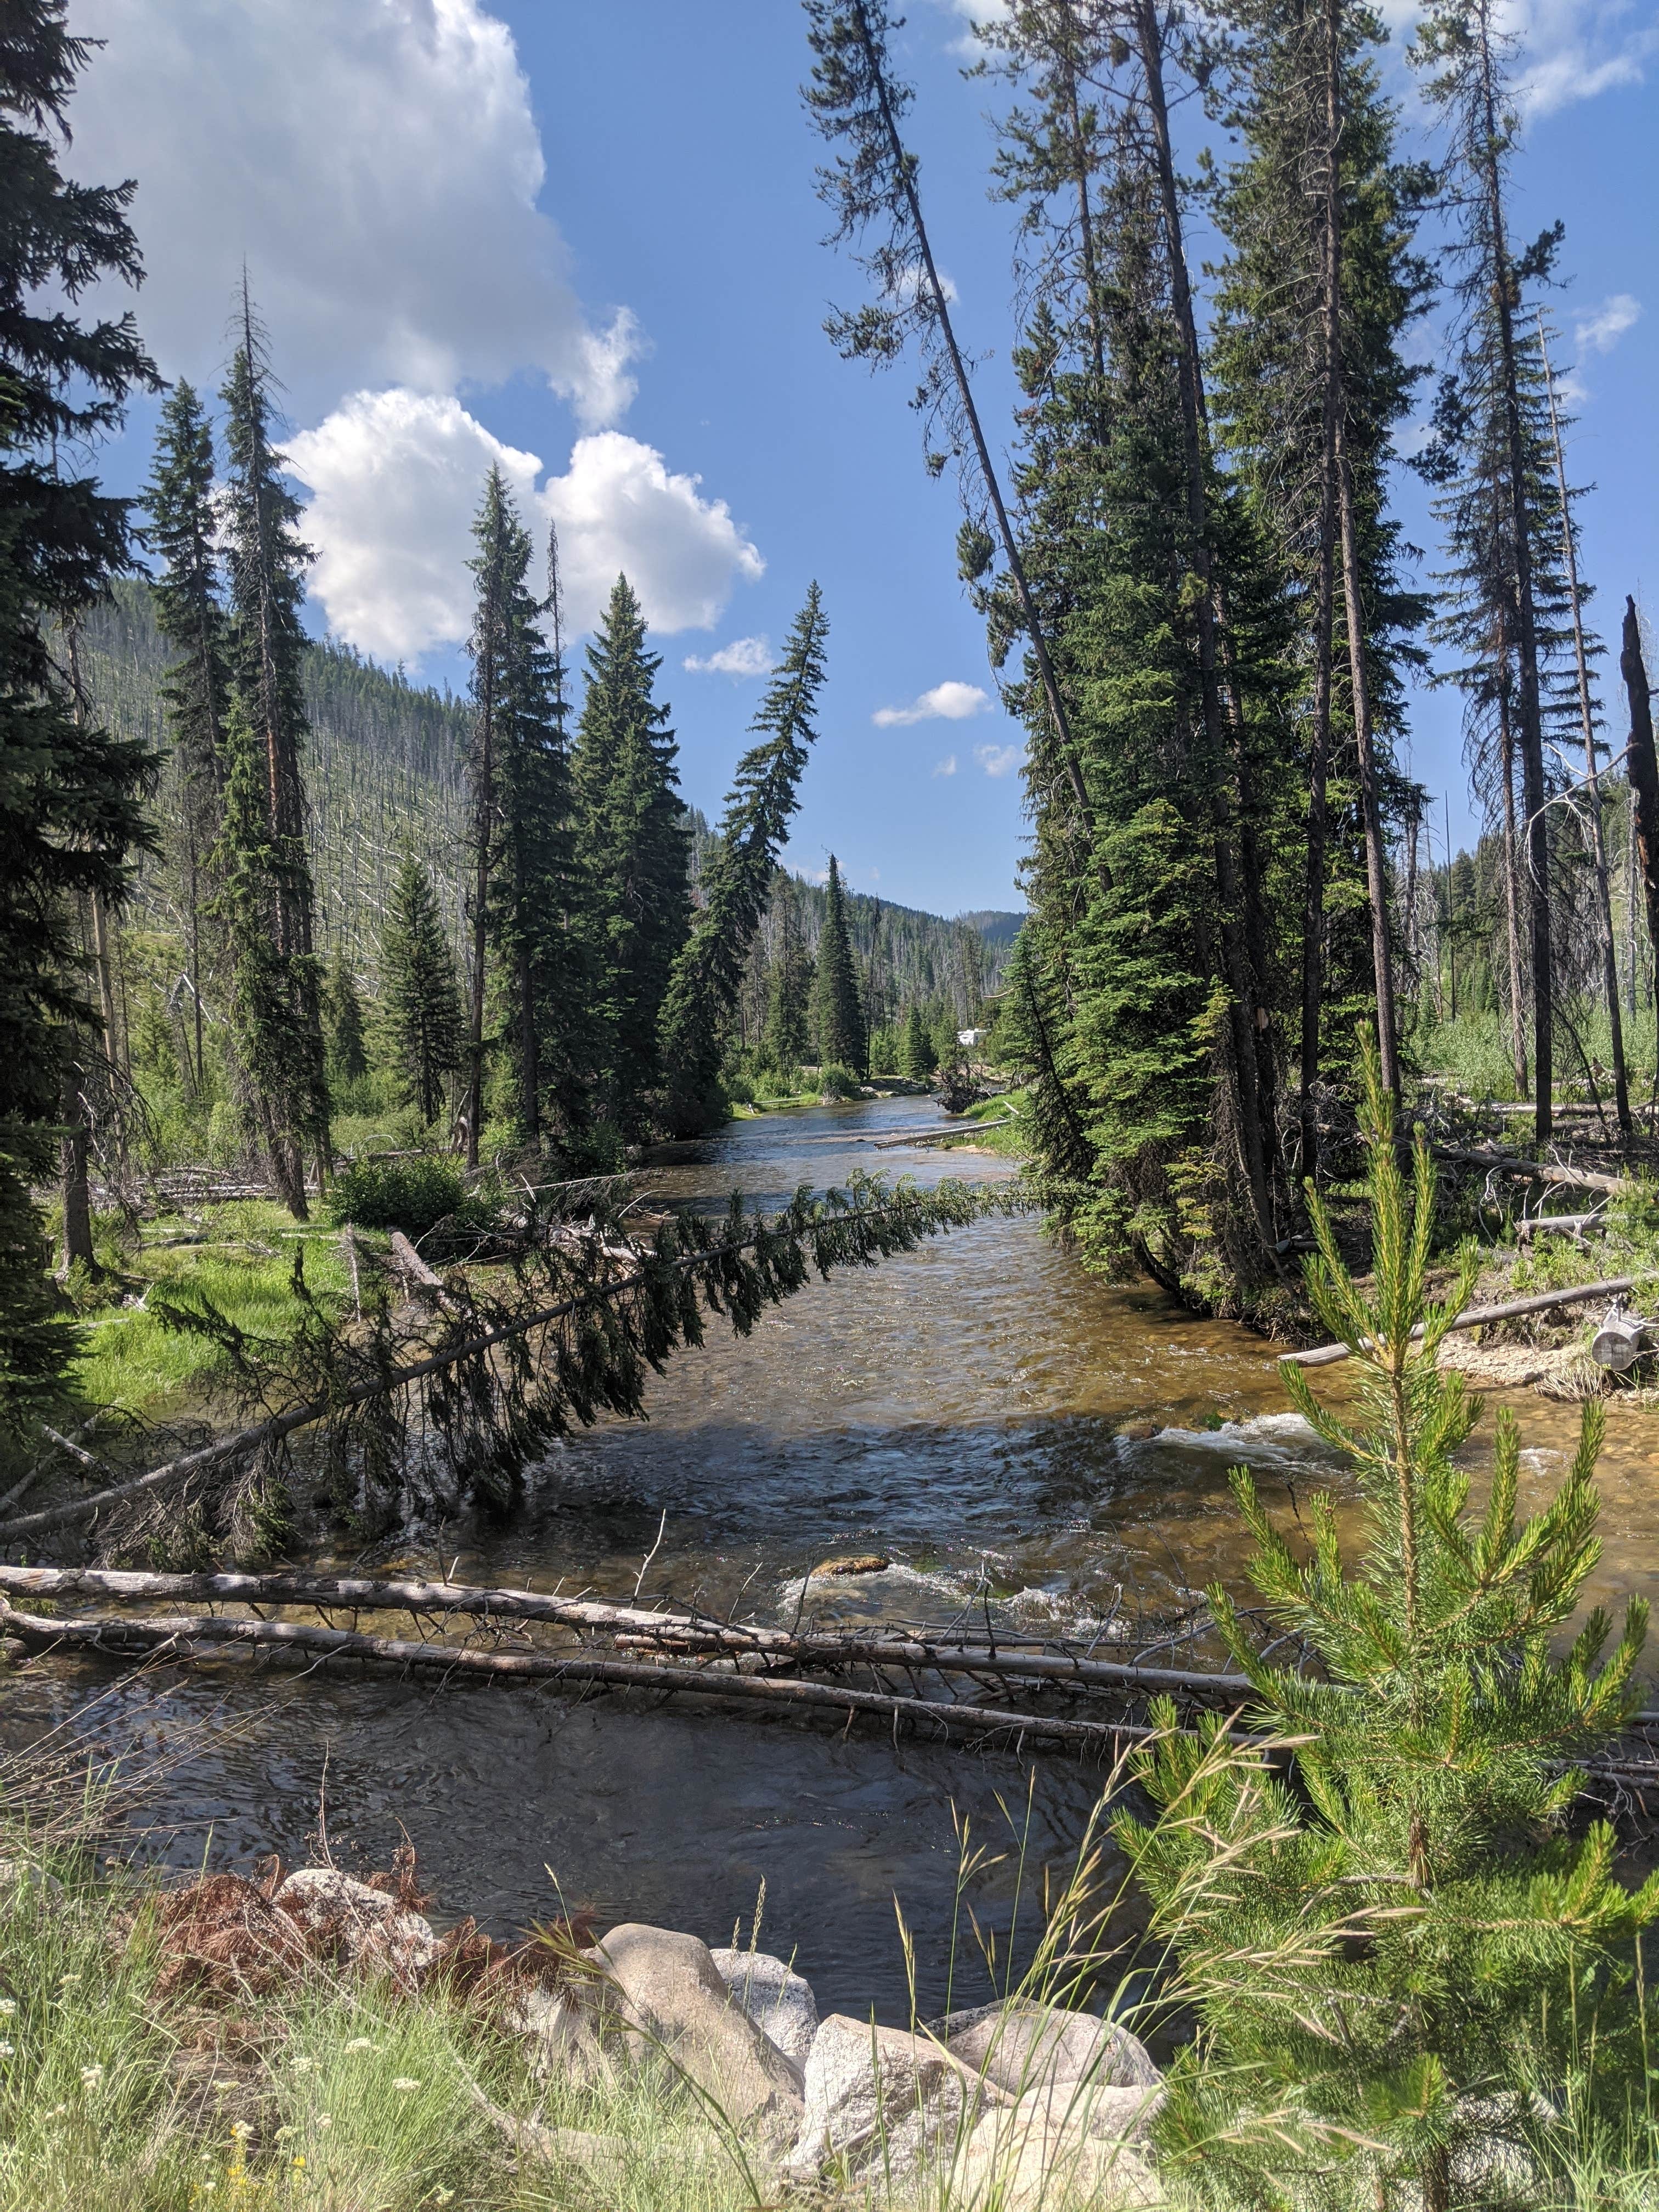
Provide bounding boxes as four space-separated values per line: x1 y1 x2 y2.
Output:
1119 1035 1658 2211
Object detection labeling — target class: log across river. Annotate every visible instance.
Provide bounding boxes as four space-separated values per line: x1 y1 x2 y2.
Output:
6 1096 1658 2019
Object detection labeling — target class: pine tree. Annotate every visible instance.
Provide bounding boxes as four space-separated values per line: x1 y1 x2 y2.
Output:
765 875 814 1069
900 1003 936 1083
1120 1037 1657 2210
217 283 328 1215
143 378 229 1097
0 0 158 1422
323 952 368 1088
810 855 866 1075
659 585 830 1133
381 853 463 1127
1412 1 1560 1142
570 575 689 1133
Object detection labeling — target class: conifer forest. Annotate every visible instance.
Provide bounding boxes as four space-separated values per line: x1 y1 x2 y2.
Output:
6 5 1659 2207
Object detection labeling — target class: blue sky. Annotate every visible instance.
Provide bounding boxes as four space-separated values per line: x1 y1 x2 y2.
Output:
63 0 1659 918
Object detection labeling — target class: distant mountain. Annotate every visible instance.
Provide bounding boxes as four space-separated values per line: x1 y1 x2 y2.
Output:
78 582 1017 1020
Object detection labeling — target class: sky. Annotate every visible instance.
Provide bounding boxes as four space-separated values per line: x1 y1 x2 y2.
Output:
58 0 1659 918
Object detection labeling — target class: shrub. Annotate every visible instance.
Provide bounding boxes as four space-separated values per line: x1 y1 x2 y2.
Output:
1120 1033 1659 2211
330 1155 467 1236
816 1063 861 1101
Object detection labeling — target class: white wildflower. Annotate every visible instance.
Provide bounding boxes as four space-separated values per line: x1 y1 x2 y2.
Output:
0 1997 16 2015
0 2042 13 2058
80 2063 103 2087
391 2076 422 2092
344 2036 374 2052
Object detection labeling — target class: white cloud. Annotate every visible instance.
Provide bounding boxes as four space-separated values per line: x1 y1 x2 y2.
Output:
873 680 992 727
933 754 958 777
286 391 764 663
975 743 1023 778
65 0 641 426
1575 293 1642 355
1376 0 1658 114
684 636 774 679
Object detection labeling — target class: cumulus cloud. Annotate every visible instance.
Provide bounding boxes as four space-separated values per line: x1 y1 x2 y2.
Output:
933 754 958 777
873 680 992 727
65 0 641 426
684 636 774 678
975 743 1023 778
1376 0 1657 113
1575 293 1642 355
286 392 764 663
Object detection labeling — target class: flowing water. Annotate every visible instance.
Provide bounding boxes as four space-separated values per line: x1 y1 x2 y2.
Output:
12 1098 1658 2019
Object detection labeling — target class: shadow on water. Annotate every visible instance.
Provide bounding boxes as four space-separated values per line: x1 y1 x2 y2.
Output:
7 1094 1656 2020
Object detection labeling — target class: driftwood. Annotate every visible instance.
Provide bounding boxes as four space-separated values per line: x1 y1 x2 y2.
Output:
1434 1144 1635 1197
1285 1277 1638 1369
0 1566 1251 1701
873 1120 1014 1150
0 1597 1177 1754
1515 1214 1606 1243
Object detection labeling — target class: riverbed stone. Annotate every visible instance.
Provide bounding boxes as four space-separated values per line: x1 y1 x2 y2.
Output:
708 1946 818 2069
273 1867 438 1984
781 2012 997 2187
955 2106 1160 2210
503 1978 615 2085
940 1999 1162 2097
584 1922 804 2150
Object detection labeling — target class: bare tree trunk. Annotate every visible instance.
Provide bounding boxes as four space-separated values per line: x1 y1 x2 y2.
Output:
1621 597 1659 1080
58 1051 94 1274
1475 26 1551 1143
849 0 1094 832
1538 315 1628 1128
1498 654 1529 1094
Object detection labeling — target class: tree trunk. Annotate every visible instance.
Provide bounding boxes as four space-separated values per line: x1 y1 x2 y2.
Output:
1621 596 1659 1079
1475 30 1551 1143
58 1053 94 1276
1335 414 1400 1096
466 568 498 1172
1539 317 1629 1128
1133 0 1276 1248
1498 669 1529 1094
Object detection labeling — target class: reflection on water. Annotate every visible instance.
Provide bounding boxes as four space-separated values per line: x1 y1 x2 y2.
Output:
10 1098 1656 2019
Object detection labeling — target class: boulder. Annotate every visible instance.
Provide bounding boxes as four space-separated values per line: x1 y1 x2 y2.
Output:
781 2012 999 2188
709 1946 819 2069
955 2107 1160 2210
941 2000 1161 2097
584 1923 804 2151
503 1978 615 2085
273 1867 438 1984
1005 2077 1164 2143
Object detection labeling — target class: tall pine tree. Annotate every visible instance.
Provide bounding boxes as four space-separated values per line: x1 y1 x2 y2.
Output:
765 875 814 1069
381 852 463 1127
217 284 328 1216
143 378 229 1097
810 854 867 1075
658 585 830 1134
0 0 158 1420
570 575 689 1133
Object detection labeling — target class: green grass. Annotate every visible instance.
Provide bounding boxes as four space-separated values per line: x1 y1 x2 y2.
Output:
66 1202 356 1419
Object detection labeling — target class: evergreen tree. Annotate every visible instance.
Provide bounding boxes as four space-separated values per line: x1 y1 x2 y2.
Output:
765 875 814 1068
659 585 830 1133
143 377 229 1096
323 951 368 1088
1206 0 1434 1152
0 0 158 1422
217 284 328 1215
570 576 689 1132
810 854 866 1074
1121 1038 1657 2209
899 1002 936 1082
381 853 463 1127
1412 1 1560 1140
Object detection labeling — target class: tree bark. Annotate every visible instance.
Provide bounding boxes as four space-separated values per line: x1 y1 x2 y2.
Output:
1497 652 1529 1094
1621 595 1659 1076
57 1053 94 1274
1539 316 1628 1128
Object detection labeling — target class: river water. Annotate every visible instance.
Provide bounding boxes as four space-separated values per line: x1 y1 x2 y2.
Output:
15 1098 1659 2019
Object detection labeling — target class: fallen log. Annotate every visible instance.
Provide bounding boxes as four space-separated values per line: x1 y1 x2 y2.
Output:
0 1598 1188 1754
1434 1144 1635 1197
1284 1277 1637 1369
1515 1214 1606 1242
873 1120 1014 1150
0 1566 1252 1699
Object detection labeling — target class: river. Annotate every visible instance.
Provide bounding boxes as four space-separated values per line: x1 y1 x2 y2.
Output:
12 1097 1658 2020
